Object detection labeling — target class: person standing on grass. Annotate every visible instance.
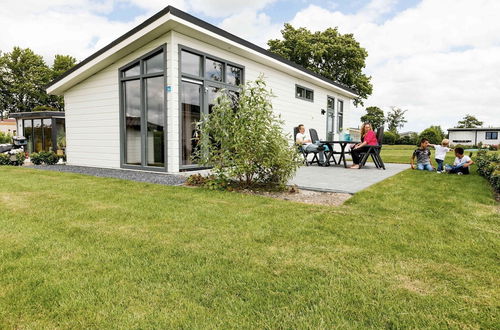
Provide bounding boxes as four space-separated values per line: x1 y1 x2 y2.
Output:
445 147 474 175
295 124 326 165
430 139 452 173
350 123 378 169
411 138 434 171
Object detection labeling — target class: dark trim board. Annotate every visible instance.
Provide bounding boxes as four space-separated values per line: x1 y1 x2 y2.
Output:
46 6 357 96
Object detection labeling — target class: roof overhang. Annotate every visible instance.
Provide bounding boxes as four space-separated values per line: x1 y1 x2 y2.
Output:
448 127 500 132
47 6 358 98
10 111 65 119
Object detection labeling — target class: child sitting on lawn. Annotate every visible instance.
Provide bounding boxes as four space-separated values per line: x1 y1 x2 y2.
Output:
445 147 474 175
411 138 434 171
430 139 452 173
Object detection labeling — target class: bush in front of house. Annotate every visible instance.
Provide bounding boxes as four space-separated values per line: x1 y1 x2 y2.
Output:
30 151 59 165
0 150 26 166
194 76 301 189
474 150 499 194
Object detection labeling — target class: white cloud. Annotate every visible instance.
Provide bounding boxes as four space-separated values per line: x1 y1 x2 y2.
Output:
289 0 500 131
187 0 279 18
218 10 282 47
1 0 498 132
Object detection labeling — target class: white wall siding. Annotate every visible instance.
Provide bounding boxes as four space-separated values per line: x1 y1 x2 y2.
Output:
171 32 352 150
63 29 355 172
64 34 171 169
449 130 500 146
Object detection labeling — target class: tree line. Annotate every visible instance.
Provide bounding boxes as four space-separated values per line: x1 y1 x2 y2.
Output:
359 105 484 145
0 47 76 116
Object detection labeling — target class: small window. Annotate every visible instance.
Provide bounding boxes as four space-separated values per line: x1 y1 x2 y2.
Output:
123 63 140 77
485 132 498 140
296 85 314 102
205 58 223 82
226 65 242 85
181 51 202 76
144 52 164 74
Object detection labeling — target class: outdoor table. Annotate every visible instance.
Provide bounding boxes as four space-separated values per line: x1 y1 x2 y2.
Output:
320 140 360 168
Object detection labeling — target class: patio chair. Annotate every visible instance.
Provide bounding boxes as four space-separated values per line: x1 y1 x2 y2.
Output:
293 127 323 166
358 126 386 170
309 128 340 165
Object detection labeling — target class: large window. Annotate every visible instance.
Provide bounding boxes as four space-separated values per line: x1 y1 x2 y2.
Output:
486 132 498 140
120 45 165 169
22 118 64 153
180 47 244 167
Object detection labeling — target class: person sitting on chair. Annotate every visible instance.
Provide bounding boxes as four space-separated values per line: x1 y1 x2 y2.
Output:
295 124 326 165
350 123 378 169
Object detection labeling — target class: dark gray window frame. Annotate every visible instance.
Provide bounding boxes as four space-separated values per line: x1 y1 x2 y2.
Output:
295 84 314 102
326 95 335 140
119 44 168 172
178 45 245 170
337 99 344 133
485 131 498 140
22 117 63 153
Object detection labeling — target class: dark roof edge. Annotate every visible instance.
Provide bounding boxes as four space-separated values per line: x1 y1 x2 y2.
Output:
448 127 500 131
10 111 65 118
47 6 358 96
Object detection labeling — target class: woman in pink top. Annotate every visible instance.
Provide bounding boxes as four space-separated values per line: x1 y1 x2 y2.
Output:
350 123 378 169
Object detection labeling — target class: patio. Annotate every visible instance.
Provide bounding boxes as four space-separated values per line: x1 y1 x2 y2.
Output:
290 163 408 194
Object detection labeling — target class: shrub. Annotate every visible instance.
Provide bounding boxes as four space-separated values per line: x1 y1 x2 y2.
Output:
33 105 58 112
0 131 12 144
0 153 9 165
474 151 500 194
418 126 445 145
30 151 58 165
383 131 399 145
396 133 418 145
0 150 25 166
195 76 301 189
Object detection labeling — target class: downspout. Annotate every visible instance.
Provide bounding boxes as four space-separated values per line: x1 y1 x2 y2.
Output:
475 130 477 146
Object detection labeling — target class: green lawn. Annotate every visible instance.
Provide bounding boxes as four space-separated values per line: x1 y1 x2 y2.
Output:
1 167 499 328
378 145 498 165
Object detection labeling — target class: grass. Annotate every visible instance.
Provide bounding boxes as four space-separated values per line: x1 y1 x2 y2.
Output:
378 145 499 165
1 166 499 328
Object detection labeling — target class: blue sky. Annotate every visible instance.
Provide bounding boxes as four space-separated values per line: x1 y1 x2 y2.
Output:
1 0 499 131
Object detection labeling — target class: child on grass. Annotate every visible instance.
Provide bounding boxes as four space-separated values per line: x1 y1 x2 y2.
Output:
411 138 434 171
430 139 452 173
445 147 474 175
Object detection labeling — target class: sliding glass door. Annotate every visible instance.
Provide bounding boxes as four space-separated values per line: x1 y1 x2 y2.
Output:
120 45 166 170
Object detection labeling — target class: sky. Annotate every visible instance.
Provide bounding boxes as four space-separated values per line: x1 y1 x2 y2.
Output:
1 0 499 132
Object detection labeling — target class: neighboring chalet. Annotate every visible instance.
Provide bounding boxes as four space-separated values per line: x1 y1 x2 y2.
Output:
448 127 500 146
44 6 358 172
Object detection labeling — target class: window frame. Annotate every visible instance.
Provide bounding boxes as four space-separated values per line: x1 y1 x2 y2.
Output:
337 99 344 133
178 45 245 170
295 84 314 102
485 131 498 140
118 44 167 172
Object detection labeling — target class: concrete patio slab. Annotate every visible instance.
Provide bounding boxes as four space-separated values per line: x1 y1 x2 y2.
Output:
289 163 408 194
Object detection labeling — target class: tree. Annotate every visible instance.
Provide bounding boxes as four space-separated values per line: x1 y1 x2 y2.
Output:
0 47 52 113
386 106 407 133
195 76 301 188
48 54 77 110
456 114 483 128
360 106 385 130
418 126 445 145
0 47 76 113
268 24 372 106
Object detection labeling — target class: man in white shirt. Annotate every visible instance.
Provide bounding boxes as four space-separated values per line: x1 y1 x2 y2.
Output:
445 147 474 175
295 124 326 165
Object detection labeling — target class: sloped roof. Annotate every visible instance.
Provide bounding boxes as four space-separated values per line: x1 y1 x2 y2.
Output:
47 6 357 97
